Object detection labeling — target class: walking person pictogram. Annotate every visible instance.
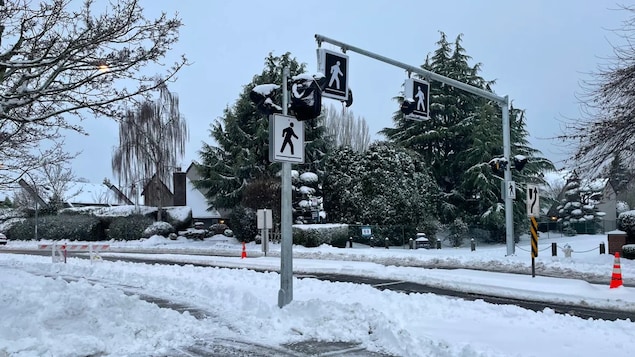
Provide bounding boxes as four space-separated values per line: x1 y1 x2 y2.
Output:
415 85 426 112
328 61 343 89
280 123 298 155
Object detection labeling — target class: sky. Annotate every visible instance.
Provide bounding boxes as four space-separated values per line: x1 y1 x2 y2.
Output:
1 232 635 356
63 0 630 184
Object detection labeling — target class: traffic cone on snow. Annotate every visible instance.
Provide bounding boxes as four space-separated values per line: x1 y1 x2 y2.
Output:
610 252 623 289
241 242 247 259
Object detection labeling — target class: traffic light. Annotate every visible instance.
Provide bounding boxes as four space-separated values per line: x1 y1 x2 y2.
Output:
250 84 282 115
289 73 325 121
513 155 528 171
489 157 508 173
400 98 416 115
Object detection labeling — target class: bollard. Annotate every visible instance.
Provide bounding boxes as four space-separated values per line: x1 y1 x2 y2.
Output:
385 237 389 249
370 236 374 248
599 242 606 255
551 242 557 256
436 240 441 249
349 236 353 248
409 238 414 250
470 238 475 252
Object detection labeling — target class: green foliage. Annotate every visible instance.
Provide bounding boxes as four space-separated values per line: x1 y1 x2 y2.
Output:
556 173 604 235
209 223 230 235
618 211 635 242
196 52 332 212
229 206 257 242
292 224 348 248
141 221 175 238
0 197 12 208
108 215 154 241
7 214 103 241
323 142 439 231
380 32 554 241
449 218 468 247
622 245 635 260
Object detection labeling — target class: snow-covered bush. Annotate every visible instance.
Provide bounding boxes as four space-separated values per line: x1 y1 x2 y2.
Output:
622 245 635 260
108 215 154 241
449 218 468 247
223 229 234 237
292 224 348 248
209 223 229 235
141 221 175 238
618 210 635 243
617 201 630 215
7 214 102 241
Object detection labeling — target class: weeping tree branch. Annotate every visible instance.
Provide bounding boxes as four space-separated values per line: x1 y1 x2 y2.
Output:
112 84 188 220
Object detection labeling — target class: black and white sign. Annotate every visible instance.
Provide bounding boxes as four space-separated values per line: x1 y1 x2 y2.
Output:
526 184 540 217
507 180 516 200
269 114 304 163
317 48 349 101
404 78 430 120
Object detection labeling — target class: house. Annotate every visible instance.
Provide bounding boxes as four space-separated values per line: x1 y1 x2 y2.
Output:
140 164 225 226
18 179 133 208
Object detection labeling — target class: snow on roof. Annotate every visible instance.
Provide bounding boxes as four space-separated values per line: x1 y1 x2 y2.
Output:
62 181 124 206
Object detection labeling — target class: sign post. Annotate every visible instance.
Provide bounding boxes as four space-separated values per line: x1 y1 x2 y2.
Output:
527 184 540 277
315 34 515 257
257 209 273 256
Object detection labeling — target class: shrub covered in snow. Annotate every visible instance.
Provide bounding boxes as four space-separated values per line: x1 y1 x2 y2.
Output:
292 224 348 248
622 244 635 260
618 210 635 243
108 215 154 241
7 214 103 241
141 221 175 238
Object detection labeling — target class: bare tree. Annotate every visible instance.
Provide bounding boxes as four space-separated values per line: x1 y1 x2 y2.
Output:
111 85 188 220
323 104 371 152
0 0 187 187
559 6 635 178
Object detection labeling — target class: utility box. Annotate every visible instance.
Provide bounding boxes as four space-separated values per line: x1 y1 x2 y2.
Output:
608 232 627 255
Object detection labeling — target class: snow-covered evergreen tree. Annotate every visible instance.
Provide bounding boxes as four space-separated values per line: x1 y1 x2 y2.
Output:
196 53 331 210
381 32 554 242
556 172 605 235
323 142 439 232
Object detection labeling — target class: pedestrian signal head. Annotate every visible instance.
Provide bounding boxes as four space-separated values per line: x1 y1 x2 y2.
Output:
289 73 323 121
488 157 508 173
250 84 282 115
513 155 528 171
401 98 416 115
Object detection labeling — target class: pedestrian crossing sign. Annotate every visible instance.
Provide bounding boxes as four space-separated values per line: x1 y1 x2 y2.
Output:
269 114 304 163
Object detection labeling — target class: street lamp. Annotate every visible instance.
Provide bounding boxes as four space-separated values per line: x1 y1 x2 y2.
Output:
19 173 49 240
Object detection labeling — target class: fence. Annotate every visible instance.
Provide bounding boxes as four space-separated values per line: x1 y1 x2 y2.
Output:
536 219 618 237
37 243 110 263
515 241 606 257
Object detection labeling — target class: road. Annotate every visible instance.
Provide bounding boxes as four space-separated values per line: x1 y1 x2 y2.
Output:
3 248 633 322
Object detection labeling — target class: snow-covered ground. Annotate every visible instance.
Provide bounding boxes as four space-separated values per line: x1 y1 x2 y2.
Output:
1 232 634 357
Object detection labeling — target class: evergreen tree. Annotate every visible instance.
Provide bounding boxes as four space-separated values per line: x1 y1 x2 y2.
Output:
323 142 439 231
381 33 554 242
556 172 604 235
196 53 331 210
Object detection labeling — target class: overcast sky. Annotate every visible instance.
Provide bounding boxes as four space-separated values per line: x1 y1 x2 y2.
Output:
67 0 628 184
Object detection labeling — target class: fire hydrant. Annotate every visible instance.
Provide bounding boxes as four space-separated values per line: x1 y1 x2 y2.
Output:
563 244 573 258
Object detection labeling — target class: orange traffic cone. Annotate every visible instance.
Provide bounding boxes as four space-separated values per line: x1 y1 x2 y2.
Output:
241 242 247 259
610 252 623 289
